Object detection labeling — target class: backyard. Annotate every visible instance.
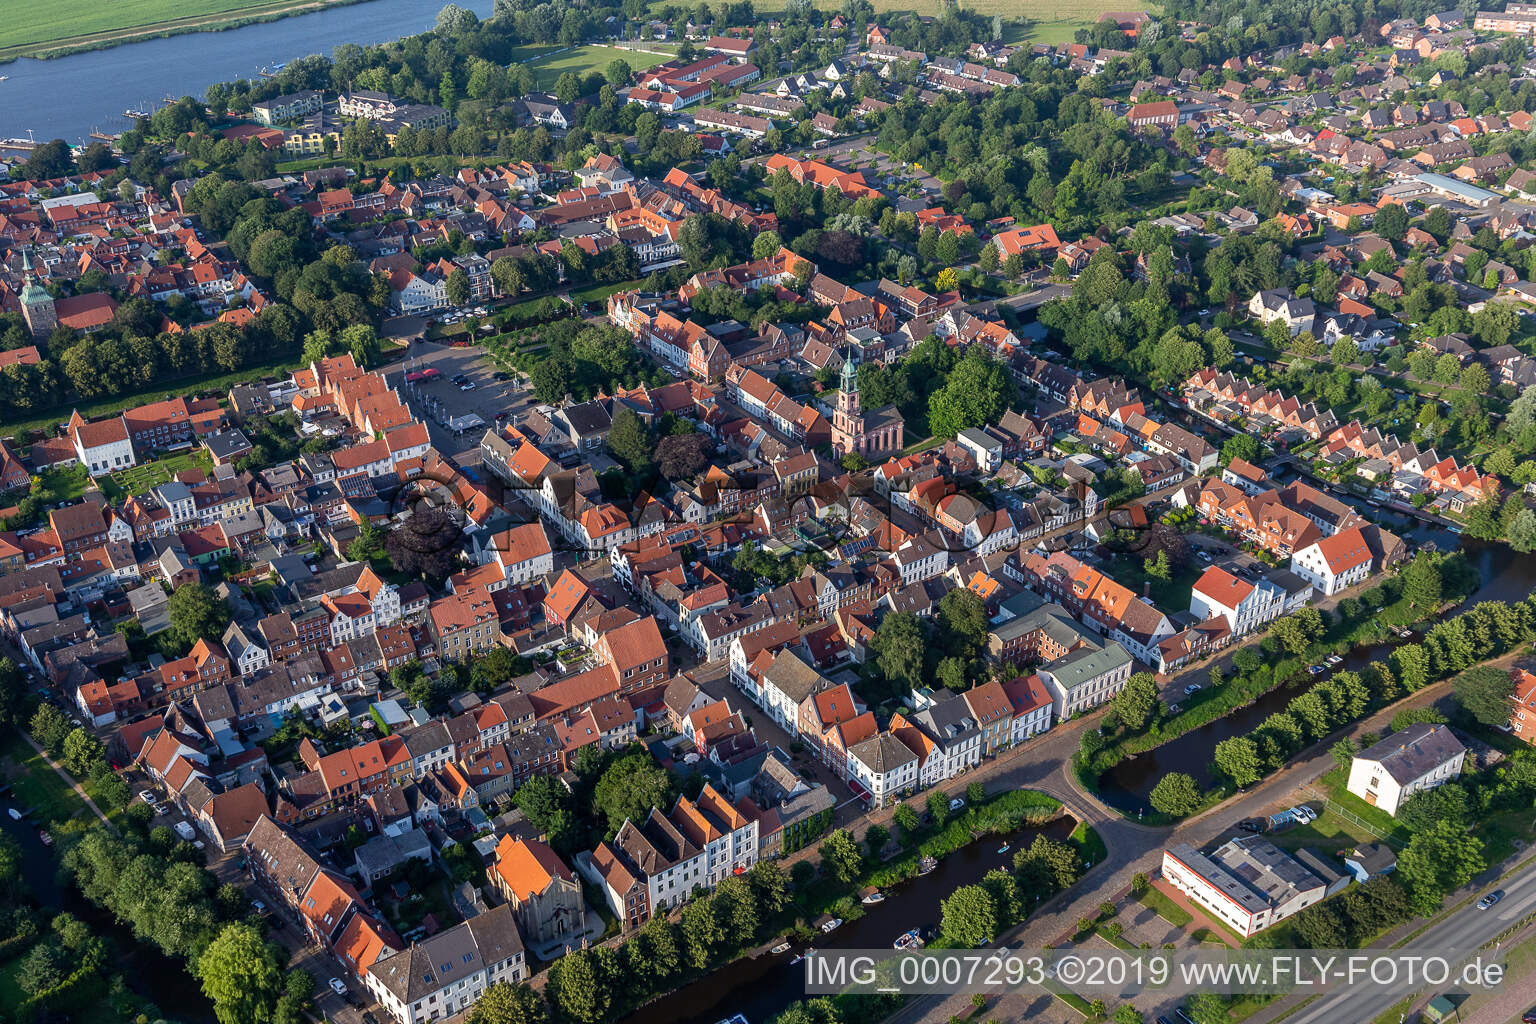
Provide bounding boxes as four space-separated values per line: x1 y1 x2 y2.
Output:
99 450 213 503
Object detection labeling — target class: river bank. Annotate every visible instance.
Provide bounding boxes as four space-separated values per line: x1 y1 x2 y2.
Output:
0 0 494 142
0 0 373 64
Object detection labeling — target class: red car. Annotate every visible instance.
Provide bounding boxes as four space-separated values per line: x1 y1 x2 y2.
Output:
1521 1011 1536 1024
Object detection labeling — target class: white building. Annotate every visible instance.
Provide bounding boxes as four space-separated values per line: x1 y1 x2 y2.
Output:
1162 837 1328 939
1190 566 1288 638
1289 525 1373 596
69 412 136 476
1037 641 1134 719
486 522 554 585
361 904 527 1024
1346 724 1466 816
847 732 919 808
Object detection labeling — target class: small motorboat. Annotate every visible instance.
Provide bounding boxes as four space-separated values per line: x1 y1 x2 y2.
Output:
917 856 938 875
6 808 19 821
770 940 791 955
861 886 885 904
819 916 843 933
893 928 925 951
997 841 1011 855
37 830 51 847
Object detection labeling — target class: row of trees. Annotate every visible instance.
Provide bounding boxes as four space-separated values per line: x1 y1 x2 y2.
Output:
866 589 991 701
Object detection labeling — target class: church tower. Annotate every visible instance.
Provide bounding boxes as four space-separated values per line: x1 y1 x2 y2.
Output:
19 249 56 340
832 351 864 449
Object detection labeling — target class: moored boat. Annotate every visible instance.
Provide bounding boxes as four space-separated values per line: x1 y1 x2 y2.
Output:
893 928 925 950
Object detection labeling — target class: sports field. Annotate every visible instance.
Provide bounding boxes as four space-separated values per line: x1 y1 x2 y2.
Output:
512 43 678 90
0 0 362 61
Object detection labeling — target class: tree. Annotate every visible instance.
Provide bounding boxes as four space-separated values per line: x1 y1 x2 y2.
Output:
1213 737 1263 787
436 3 478 34
1014 834 1080 891
655 432 711 480
893 802 921 840
871 612 926 691
819 828 863 884
938 588 988 660
1374 203 1408 241
31 702 71 752
1221 433 1261 466
61 727 104 777
446 268 471 307
1148 773 1203 817
927 790 951 827
1396 820 1485 914
347 519 388 564
386 507 464 580
605 58 634 86
1401 554 1442 610
1330 737 1358 768
1454 665 1516 727
864 824 890 858
927 348 1012 439
1331 336 1359 367
607 407 653 473
513 775 577 853
546 948 611 1024
752 230 784 261
1111 673 1160 732
1508 509 1536 553
934 267 959 292
940 884 999 947
196 923 284 1024
592 751 673 836
166 582 231 653
1113 1007 1145 1024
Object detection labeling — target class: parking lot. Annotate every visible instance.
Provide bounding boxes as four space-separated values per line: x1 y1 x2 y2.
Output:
389 340 534 460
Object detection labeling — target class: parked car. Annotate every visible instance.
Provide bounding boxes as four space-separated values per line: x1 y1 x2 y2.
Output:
1238 818 1265 833
138 790 157 805
329 978 348 997
251 899 267 917
1184 684 1201 695
174 821 196 842
1519 1008 1536 1024
948 797 966 812
1477 890 1504 910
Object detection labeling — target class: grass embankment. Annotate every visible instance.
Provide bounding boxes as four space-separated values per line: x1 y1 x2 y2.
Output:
0 0 367 62
0 731 89 829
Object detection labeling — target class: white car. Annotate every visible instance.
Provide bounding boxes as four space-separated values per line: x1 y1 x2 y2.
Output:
329 977 348 997
138 790 157 805
948 797 966 811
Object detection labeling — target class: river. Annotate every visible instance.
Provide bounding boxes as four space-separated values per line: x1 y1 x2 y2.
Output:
1096 535 1536 811
617 817 1077 1024
0 0 494 144
0 813 215 1022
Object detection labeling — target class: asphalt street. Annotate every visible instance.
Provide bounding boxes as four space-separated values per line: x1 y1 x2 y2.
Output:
1287 869 1536 1024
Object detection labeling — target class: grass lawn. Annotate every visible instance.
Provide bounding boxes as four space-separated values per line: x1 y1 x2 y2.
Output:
1136 887 1193 928
1266 806 1382 856
0 956 26 1020
522 43 676 90
0 0 360 59
0 731 88 829
1106 552 1200 611
1070 822 1107 868
570 278 648 306
1317 767 1411 843
100 450 212 503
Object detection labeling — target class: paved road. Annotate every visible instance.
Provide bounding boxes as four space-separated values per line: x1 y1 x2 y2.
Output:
885 669 1470 1024
1288 866 1536 1024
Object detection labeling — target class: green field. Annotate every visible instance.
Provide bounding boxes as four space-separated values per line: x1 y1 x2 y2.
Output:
514 43 678 90
100 450 213 503
0 0 364 61
732 0 1152 40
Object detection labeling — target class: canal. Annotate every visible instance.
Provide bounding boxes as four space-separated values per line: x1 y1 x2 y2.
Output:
0 0 494 144
1096 536 1536 812
618 816 1077 1024
0 812 216 1022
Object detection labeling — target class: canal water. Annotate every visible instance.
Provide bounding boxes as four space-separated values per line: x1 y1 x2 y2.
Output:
618 817 1077 1024
0 812 216 1022
1096 535 1536 811
0 0 494 144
